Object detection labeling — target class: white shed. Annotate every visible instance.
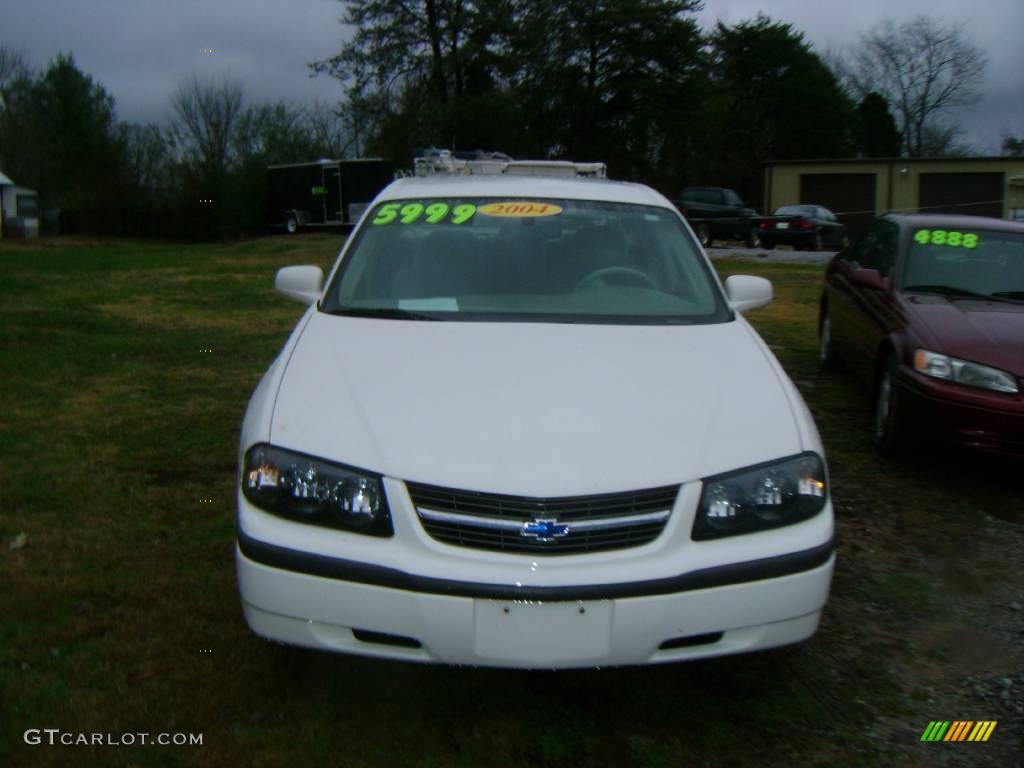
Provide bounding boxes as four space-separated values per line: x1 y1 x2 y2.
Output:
0 171 40 238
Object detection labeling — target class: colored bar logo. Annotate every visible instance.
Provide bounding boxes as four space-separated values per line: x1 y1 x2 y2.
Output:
920 721 996 742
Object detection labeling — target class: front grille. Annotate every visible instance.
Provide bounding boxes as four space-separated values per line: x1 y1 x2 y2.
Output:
407 481 678 555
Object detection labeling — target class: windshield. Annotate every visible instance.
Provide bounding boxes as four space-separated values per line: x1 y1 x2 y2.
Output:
775 205 815 217
901 227 1024 302
322 197 730 324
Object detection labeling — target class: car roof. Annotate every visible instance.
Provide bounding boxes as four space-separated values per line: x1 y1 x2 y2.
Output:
377 175 674 209
884 212 1024 234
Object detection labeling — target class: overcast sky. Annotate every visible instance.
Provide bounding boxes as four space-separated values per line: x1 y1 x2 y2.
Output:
2 0 1021 154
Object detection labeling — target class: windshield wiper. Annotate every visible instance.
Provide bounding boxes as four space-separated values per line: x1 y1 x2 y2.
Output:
905 285 1024 305
323 307 449 320
988 290 1024 303
903 285 991 300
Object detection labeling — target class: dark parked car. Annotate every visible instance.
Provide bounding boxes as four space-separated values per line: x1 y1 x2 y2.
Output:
672 187 761 248
819 213 1024 457
760 204 848 252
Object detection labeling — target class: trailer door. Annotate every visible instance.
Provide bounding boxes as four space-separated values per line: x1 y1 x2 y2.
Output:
339 161 394 224
307 165 326 224
324 165 343 224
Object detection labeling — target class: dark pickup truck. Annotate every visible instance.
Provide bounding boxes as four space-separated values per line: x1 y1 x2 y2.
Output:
672 187 762 249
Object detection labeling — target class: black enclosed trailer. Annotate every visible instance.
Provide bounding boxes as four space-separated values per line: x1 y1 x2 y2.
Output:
266 159 393 233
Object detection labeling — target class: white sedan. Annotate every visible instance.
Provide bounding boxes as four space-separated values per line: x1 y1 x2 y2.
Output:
236 174 835 668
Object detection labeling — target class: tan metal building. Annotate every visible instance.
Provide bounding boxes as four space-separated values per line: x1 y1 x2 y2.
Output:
763 157 1024 236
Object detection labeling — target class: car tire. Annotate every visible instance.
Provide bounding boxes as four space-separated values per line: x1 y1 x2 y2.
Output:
284 215 298 235
875 355 905 457
838 232 849 251
745 226 759 249
695 223 712 248
818 309 840 370
812 231 823 251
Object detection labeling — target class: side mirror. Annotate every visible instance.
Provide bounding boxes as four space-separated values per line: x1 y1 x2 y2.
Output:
851 268 886 291
725 275 773 312
275 265 324 304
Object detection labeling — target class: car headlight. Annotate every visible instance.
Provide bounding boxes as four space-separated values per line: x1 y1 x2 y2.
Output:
913 349 1018 394
693 453 827 540
241 444 393 536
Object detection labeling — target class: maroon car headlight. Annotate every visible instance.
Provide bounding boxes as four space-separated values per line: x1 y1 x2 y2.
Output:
242 444 393 536
913 350 1019 395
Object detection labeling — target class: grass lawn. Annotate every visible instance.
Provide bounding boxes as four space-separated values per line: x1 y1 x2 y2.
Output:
1 236 1021 767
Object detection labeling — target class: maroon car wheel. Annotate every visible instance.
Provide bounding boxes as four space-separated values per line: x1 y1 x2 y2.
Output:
875 356 905 456
818 310 839 370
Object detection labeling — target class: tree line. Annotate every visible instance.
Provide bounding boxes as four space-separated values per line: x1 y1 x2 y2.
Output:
0 53 349 239
0 8 1005 240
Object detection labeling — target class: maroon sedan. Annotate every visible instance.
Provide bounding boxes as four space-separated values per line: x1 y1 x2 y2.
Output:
819 213 1024 457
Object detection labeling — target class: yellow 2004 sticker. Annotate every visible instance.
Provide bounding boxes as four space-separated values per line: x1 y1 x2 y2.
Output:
477 201 563 218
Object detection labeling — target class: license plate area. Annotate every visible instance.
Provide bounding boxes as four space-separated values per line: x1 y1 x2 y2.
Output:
776 222 789 229
473 599 613 663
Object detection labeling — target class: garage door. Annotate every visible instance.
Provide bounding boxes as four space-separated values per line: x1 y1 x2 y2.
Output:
800 173 876 237
918 172 1003 218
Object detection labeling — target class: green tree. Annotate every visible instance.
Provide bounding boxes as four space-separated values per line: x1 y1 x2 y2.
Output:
503 0 705 183
704 16 854 205
855 92 901 157
312 0 708 183
0 53 121 213
311 0 498 150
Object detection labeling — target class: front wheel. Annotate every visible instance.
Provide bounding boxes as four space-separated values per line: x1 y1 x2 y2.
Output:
695 223 712 248
284 215 298 235
875 355 905 457
745 226 759 249
812 231 823 251
818 309 839 370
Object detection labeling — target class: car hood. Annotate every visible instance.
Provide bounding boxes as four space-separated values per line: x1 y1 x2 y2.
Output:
905 295 1024 376
268 314 804 496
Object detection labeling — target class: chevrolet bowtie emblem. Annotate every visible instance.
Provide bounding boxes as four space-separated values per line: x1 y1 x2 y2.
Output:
520 518 570 542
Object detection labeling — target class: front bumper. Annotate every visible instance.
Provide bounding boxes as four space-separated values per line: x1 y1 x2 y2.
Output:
897 368 1024 457
760 229 816 247
236 534 835 668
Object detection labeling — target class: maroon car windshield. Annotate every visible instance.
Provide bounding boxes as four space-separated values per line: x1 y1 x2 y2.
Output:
902 227 1024 303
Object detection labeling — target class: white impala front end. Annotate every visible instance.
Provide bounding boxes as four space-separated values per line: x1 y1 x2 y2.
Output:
236 176 834 668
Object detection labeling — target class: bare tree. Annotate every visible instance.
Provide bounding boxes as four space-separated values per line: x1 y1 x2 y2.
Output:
0 46 30 86
170 74 245 180
305 99 351 158
119 122 171 191
847 16 986 156
232 101 309 165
